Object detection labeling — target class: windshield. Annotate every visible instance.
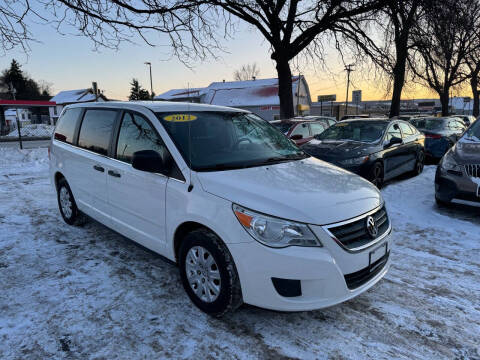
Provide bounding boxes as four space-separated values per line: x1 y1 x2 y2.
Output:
316 121 387 143
411 118 447 131
156 111 307 171
271 121 293 134
463 120 480 141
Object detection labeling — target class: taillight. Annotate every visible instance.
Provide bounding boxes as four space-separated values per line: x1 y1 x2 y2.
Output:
425 134 442 139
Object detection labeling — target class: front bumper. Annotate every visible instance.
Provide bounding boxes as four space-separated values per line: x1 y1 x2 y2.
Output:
435 166 480 206
228 224 392 311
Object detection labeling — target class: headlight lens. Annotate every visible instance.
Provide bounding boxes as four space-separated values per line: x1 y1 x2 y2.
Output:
441 150 461 171
232 204 322 248
340 155 369 165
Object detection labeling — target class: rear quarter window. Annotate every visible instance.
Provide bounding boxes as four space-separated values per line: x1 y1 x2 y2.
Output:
78 109 118 156
54 108 83 144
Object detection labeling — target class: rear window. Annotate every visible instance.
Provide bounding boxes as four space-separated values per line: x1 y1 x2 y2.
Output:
54 108 83 144
78 109 118 155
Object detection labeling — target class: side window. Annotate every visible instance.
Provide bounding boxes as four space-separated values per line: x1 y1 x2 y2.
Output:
116 112 183 180
399 122 414 138
78 109 117 156
116 113 168 163
290 123 310 138
328 119 336 126
310 122 326 136
385 123 402 142
408 124 418 135
54 108 83 144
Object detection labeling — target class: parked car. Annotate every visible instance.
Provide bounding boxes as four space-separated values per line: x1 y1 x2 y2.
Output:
50 102 392 316
410 117 467 160
435 119 480 207
451 115 476 127
301 119 425 188
270 117 334 145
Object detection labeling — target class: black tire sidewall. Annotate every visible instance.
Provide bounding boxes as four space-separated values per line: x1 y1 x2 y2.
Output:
371 162 384 188
178 231 239 316
416 151 425 175
57 178 78 225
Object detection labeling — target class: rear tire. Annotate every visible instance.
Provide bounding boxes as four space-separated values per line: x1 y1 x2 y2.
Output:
370 162 384 189
411 151 425 176
57 178 84 226
178 229 243 317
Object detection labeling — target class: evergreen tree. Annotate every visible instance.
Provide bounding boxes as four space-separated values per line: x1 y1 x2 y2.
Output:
0 59 46 99
128 78 150 100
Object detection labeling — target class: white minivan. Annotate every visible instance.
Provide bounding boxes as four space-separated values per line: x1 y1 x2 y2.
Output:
49 102 392 316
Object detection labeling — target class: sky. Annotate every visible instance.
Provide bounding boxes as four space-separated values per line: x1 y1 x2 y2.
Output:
0 9 465 103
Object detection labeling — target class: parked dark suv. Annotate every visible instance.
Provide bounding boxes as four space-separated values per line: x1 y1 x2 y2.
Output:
435 120 480 207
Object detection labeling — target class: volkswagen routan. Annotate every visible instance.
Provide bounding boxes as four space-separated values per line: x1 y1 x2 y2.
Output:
49 101 392 316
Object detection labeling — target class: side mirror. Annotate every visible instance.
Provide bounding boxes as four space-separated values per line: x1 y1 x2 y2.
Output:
385 137 402 148
290 134 303 140
132 150 168 173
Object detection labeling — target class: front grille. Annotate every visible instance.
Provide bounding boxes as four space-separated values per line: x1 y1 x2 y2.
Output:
464 164 480 178
344 251 389 290
327 206 390 251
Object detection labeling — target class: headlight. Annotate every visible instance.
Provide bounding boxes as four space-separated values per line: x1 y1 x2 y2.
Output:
232 204 322 248
441 151 461 172
340 155 369 165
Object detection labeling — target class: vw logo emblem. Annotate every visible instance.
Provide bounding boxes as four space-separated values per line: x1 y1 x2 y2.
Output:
366 216 378 238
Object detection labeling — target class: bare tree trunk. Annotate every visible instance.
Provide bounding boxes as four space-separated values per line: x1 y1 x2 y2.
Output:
389 38 409 118
471 76 479 117
275 58 294 119
439 90 450 116
389 60 407 118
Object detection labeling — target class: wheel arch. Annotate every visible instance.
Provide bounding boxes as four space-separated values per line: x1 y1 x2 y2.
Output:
54 171 65 190
173 221 223 263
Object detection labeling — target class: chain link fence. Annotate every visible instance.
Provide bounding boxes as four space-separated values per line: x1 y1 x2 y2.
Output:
0 113 53 148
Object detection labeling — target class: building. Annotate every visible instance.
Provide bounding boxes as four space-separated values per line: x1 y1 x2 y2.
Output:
0 100 56 136
50 88 107 123
155 76 312 120
311 96 476 119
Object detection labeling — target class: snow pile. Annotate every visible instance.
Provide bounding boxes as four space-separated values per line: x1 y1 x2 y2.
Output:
0 147 49 170
6 124 54 138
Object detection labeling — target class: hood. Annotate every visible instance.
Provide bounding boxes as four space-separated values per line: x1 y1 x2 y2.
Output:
196 157 382 225
454 139 480 163
301 139 379 163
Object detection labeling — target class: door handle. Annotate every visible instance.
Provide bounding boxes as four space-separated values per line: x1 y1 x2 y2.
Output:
108 170 121 178
93 165 104 172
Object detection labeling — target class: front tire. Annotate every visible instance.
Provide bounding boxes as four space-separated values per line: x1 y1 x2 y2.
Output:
57 178 83 225
370 162 384 189
178 229 243 317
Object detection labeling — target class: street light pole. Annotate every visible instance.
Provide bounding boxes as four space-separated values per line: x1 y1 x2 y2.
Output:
144 62 153 100
344 64 354 116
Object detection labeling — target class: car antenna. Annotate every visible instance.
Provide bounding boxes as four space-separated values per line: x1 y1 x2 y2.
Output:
187 83 193 192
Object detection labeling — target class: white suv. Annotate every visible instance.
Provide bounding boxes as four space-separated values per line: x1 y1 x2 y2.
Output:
49 101 392 316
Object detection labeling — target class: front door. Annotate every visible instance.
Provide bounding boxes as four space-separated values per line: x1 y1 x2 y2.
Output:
106 111 169 252
383 123 405 180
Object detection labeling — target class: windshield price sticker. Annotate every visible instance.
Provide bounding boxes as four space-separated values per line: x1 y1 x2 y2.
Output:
163 114 197 122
